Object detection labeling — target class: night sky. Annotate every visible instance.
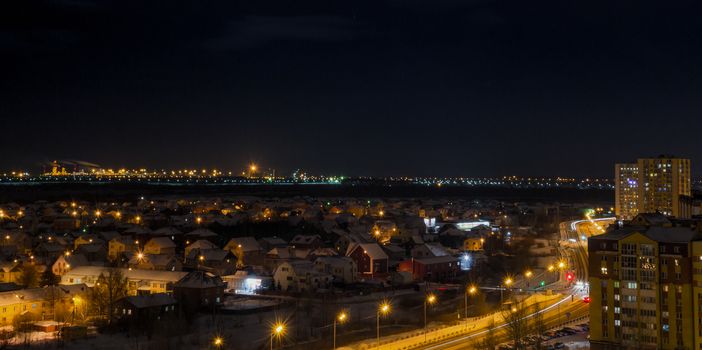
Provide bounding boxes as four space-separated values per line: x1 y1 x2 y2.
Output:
2 0 702 177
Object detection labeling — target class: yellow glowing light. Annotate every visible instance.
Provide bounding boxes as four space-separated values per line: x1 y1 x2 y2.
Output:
379 302 391 314
504 277 513 286
273 323 285 335
426 294 436 304
213 337 223 346
338 311 348 322
468 285 477 295
524 270 533 278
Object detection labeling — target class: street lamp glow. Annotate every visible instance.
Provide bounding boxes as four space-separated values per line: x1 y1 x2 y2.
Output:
547 264 555 272
270 322 286 350
524 270 533 278
558 260 566 269
273 323 284 335
424 294 437 341
334 311 348 350
504 277 513 286
377 301 391 346
468 285 477 295
379 301 391 314
213 337 223 347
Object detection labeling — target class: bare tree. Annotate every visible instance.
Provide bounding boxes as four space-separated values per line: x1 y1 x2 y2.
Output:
501 299 530 350
88 268 127 325
531 304 546 350
16 264 40 288
474 318 497 350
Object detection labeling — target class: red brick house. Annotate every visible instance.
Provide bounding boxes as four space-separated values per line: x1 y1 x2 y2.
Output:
398 256 460 282
346 243 388 276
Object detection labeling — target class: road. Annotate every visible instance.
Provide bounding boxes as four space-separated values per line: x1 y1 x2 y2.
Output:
420 298 589 350
406 217 615 350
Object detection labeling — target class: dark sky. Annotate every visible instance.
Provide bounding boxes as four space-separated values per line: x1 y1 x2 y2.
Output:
2 0 702 177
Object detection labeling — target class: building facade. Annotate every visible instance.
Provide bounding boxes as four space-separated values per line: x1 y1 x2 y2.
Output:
615 163 639 221
588 219 702 349
638 157 692 218
614 157 691 220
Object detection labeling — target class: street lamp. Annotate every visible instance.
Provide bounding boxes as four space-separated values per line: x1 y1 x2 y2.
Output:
465 284 477 319
213 336 223 349
377 302 391 346
501 276 513 304
333 311 347 350
271 322 285 350
524 269 533 288
424 294 436 342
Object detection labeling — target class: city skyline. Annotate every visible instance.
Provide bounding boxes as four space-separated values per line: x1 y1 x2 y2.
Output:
3 1 702 177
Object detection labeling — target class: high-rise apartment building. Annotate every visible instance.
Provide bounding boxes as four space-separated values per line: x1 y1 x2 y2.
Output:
614 156 691 219
615 163 639 220
589 214 702 349
637 157 691 218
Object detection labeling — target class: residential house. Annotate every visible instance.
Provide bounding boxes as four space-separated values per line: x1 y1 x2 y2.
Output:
172 271 225 317
224 237 264 266
108 236 137 261
61 266 188 295
346 243 389 276
144 237 176 256
115 293 178 331
314 257 357 284
289 234 322 250
184 240 217 258
411 243 450 258
128 254 182 271
52 253 89 276
273 261 332 292
398 256 460 282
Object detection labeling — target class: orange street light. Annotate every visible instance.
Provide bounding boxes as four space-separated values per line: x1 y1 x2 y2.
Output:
334 311 348 350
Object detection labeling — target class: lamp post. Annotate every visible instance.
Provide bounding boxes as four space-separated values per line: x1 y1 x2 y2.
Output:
424 294 436 342
271 323 285 350
333 311 347 350
377 302 390 346
213 336 223 349
501 277 513 304
524 269 533 289
464 285 477 319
